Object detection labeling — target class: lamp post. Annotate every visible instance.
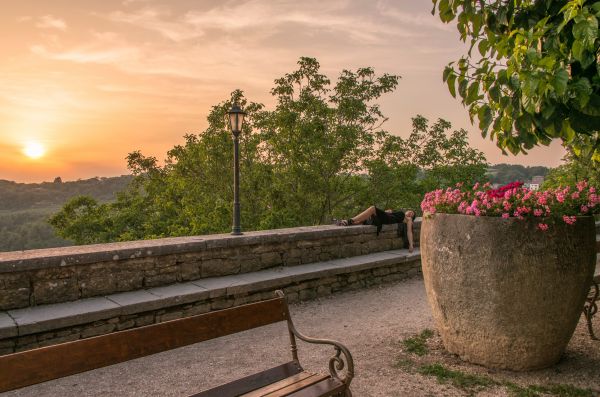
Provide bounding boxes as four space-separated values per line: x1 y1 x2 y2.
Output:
227 103 246 235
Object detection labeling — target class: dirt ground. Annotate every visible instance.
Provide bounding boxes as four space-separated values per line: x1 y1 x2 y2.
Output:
4 277 600 396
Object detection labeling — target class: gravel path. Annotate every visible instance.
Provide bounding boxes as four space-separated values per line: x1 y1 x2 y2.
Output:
4 277 600 396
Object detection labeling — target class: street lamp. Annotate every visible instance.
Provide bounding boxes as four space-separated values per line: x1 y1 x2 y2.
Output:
227 103 246 235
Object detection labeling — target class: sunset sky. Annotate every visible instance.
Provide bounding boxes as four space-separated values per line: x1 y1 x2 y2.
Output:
1 0 565 183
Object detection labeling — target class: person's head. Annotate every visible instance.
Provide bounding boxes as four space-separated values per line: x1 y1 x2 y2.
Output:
405 210 416 221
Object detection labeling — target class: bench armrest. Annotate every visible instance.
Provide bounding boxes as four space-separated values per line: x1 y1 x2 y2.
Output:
275 291 354 389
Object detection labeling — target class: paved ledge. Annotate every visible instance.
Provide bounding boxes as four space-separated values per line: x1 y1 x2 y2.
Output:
0 221 421 273
0 249 420 338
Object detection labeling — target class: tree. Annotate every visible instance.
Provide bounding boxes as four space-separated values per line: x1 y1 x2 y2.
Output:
50 58 487 245
543 147 600 188
259 57 400 225
433 0 600 159
406 115 488 191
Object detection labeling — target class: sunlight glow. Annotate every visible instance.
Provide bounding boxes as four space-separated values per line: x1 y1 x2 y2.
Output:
23 141 46 159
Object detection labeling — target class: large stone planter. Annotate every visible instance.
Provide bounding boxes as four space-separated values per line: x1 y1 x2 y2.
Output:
420 213 596 370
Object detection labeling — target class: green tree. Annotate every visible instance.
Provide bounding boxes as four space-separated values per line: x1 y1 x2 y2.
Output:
259 57 400 225
543 148 600 188
433 0 600 158
50 58 487 245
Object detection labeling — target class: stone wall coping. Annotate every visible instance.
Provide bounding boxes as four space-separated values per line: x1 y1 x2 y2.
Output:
0 220 422 273
0 248 420 338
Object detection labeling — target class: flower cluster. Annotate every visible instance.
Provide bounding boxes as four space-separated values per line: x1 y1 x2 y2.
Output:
421 180 599 231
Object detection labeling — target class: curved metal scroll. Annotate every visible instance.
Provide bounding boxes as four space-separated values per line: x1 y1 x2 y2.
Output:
583 280 599 340
275 290 355 389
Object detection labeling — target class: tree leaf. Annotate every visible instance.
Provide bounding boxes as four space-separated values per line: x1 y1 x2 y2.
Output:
447 73 457 98
477 104 493 132
552 69 569 96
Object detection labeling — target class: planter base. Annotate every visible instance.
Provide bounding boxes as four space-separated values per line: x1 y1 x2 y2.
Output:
421 214 596 370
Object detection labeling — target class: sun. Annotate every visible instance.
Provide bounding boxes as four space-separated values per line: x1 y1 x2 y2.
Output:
23 141 46 159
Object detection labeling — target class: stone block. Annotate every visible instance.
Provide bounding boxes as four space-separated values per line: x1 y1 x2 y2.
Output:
192 275 245 299
298 289 317 301
37 333 80 347
260 252 282 267
0 288 30 311
9 297 121 336
211 298 234 310
0 338 15 350
144 272 179 288
81 323 116 339
285 292 299 303
239 257 263 273
147 282 209 307
32 277 79 305
79 273 118 298
0 312 17 339
158 311 184 322
155 255 177 268
135 314 155 327
316 285 332 297
180 261 201 281
184 303 210 316
0 273 29 289
201 259 240 278
114 272 144 292
107 290 164 315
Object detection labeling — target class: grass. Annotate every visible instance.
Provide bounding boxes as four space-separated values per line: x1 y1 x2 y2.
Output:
394 330 596 397
401 328 434 356
418 363 498 390
417 363 594 397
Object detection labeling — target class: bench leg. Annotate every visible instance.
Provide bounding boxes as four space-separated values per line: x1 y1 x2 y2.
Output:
583 281 599 341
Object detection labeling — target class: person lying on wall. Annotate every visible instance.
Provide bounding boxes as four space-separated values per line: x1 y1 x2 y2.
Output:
336 206 416 253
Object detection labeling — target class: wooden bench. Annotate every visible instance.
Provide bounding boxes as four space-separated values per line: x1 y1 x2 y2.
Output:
0 290 354 396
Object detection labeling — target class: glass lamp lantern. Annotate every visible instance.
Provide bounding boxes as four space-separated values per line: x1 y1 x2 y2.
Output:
227 104 246 135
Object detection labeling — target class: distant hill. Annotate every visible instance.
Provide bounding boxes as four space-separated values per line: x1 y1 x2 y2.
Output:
487 164 549 185
0 175 132 252
0 175 133 211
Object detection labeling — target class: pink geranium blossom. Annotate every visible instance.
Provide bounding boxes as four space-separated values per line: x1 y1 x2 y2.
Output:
420 180 599 232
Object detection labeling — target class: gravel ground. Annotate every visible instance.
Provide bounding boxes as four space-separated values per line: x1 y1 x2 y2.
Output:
4 277 600 397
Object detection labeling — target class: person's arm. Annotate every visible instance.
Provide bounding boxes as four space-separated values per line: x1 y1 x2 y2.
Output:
407 219 414 252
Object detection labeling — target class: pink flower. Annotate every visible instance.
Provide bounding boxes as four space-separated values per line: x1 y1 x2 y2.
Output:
538 223 549 231
577 181 588 192
562 215 577 225
502 213 510 219
571 192 580 200
556 193 565 203
533 209 543 217
581 205 589 213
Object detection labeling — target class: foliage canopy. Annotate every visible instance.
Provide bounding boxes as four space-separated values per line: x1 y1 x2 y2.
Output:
433 0 600 159
50 58 488 245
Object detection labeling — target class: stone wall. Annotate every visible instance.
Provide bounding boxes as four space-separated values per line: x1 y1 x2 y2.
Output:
0 222 421 311
0 255 421 355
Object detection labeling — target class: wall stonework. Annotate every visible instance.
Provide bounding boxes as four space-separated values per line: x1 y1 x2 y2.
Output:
0 259 421 355
0 223 420 311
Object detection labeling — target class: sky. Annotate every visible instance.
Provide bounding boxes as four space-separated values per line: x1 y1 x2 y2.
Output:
0 0 566 183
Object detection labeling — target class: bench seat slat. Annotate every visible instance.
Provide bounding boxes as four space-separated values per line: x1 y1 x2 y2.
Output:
0 297 287 393
285 378 346 397
240 371 320 397
257 374 330 397
192 362 303 397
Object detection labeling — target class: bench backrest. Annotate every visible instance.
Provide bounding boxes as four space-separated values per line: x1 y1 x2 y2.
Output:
0 295 289 393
